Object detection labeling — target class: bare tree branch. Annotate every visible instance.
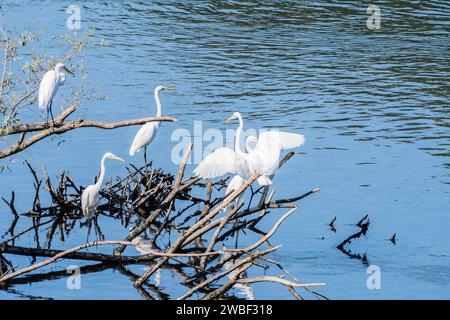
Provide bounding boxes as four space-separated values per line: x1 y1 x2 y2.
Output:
0 105 176 159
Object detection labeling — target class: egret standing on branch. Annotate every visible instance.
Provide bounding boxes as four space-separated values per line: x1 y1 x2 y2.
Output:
129 85 174 163
223 135 257 211
81 152 124 219
38 62 74 123
194 112 305 186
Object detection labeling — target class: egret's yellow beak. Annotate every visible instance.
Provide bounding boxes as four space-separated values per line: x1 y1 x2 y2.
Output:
64 66 74 76
162 86 175 90
111 155 124 162
226 115 236 123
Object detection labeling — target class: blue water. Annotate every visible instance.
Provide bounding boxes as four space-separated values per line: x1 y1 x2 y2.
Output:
0 1 449 299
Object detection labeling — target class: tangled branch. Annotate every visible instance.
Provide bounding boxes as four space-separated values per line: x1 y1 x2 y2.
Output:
0 143 323 299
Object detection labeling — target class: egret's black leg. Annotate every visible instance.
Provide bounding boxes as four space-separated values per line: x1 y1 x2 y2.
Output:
49 100 56 126
45 105 50 125
86 219 92 244
144 146 148 166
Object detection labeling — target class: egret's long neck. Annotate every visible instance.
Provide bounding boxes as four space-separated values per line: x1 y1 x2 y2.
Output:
154 88 162 117
235 115 244 154
94 155 107 190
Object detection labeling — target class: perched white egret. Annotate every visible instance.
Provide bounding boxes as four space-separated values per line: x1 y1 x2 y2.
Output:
38 63 74 123
223 135 257 211
129 85 174 162
194 112 305 186
81 152 124 219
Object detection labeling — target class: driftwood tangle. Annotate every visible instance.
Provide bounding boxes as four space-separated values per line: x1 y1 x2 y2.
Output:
0 106 323 300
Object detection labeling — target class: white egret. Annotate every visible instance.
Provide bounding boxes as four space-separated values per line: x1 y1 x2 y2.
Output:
81 152 124 219
223 135 257 211
38 63 74 123
129 85 174 162
194 112 305 186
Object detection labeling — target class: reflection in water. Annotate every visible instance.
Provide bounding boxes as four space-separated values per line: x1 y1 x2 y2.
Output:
131 234 162 287
223 247 255 300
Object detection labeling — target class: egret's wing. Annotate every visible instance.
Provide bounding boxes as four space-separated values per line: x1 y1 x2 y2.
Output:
253 131 305 173
129 123 158 156
38 70 58 109
257 131 305 150
194 148 237 179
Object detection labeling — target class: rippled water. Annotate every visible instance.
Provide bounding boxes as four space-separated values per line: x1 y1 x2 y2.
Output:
0 1 449 299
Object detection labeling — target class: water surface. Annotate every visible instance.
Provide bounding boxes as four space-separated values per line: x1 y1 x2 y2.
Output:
0 0 449 299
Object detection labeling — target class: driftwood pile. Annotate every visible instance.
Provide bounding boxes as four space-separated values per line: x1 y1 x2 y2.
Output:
0 143 323 299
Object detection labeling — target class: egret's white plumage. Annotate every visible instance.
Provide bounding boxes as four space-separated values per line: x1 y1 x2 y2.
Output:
223 135 258 211
194 147 239 179
129 85 174 157
251 130 305 177
81 152 124 219
194 112 305 186
38 63 73 120
194 113 252 180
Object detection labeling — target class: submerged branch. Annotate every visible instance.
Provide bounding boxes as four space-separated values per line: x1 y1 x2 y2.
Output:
0 145 323 299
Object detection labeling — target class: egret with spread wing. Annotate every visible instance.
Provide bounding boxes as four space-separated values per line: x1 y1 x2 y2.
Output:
194 112 305 186
38 63 74 123
223 135 257 211
81 152 124 219
129 85 174 162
